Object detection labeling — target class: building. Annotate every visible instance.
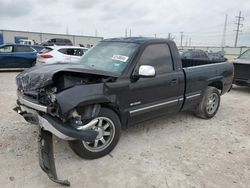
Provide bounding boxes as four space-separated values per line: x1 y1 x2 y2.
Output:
0 29 103 48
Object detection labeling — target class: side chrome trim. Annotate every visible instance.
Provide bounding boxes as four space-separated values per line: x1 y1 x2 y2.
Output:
18 94 47 113
130 99 179 114
186 93 201 99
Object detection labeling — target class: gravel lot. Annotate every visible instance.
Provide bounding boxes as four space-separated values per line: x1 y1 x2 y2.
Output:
0 72 249 188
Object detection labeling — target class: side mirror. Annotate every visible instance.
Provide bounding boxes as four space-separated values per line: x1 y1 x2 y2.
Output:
138 65 156 77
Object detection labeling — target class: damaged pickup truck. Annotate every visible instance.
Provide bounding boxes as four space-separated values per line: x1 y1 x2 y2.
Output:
14 37 233 186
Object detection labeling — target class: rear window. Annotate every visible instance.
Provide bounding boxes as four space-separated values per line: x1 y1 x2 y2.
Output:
239 49 250 60
58 48 87 56
15 46 34 52
39 47 53 54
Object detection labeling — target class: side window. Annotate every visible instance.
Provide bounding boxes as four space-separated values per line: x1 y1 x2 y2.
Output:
72 49 84 56
58 48 67 55
15 46 34 52
0 45 13 53
138 44 173 74
182 52 191 59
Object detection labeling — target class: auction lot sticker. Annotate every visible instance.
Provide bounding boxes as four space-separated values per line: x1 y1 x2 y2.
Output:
112 55 129 62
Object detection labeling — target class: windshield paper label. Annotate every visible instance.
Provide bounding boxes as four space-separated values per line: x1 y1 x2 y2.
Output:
112 55 129 62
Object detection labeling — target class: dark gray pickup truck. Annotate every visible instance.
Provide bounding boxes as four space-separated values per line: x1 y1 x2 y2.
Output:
14 37 233 186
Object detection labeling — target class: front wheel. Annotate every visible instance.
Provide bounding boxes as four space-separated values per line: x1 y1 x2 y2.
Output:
195 86 220 119
69 108 121 159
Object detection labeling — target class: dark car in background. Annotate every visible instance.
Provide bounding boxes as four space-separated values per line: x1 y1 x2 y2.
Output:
0 44 43 68
233 49 250 87
207 52 227 62
41 38 73 46
180 49 209 60
180 49 227 67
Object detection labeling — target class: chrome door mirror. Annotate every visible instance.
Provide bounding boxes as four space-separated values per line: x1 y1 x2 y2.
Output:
138 65 156 77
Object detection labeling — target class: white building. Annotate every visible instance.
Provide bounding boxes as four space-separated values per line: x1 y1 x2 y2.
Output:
0 29 103 48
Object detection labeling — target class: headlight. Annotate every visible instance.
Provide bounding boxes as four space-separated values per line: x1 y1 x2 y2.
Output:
48 93 56 102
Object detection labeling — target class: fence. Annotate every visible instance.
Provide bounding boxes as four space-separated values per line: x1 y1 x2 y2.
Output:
179 46 250 59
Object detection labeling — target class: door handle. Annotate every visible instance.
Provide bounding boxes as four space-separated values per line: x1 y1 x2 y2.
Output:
169 79 178 85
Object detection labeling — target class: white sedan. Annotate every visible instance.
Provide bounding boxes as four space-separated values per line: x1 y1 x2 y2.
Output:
36 46 88 64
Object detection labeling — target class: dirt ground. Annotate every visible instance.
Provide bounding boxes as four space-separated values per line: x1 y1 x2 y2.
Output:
0 72 249 188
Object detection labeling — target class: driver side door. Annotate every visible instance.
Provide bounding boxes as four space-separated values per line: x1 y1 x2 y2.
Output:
128 43 182 124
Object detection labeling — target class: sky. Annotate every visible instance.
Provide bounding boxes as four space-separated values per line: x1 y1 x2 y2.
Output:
0 0 250 46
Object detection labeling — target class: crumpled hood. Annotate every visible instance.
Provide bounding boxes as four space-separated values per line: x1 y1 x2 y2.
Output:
16 63 119 91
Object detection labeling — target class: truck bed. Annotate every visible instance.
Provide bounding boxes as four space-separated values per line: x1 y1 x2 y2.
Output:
181 61 233 110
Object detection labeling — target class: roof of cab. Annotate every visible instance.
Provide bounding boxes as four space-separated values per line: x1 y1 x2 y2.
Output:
103 37 172 44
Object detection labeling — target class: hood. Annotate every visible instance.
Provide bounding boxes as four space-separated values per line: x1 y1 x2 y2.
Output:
231 58 250 65
16 63 119 91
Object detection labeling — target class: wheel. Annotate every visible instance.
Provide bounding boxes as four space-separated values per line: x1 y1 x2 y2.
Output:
31 61 36 67
195 86 220 119
69 108 121 159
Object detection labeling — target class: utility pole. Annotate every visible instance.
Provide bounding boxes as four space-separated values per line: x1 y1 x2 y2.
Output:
185 35 188 46
154 33 157 38
221 14 228 47
95 29 98 37
125 28 128 37
189 37 191 46
234 11 244 47
180 32 184 47
129 29 131 37
168 33 172 40
66 26 69 35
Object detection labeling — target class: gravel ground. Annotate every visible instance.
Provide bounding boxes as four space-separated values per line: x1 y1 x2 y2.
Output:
0 72 249 188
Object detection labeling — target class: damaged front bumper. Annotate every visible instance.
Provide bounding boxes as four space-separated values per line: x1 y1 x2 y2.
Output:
14 92 98 186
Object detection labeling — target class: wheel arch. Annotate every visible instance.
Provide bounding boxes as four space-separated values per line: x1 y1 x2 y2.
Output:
208 81 223 93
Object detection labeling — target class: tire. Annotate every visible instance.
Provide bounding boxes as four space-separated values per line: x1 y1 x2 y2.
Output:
69 108 121 159
31 61 36 67
195 86 220 119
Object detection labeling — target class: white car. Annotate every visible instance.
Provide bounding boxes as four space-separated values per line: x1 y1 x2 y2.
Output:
36 46 88 64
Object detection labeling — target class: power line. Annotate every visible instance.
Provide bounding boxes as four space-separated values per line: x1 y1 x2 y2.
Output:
234 11 244 47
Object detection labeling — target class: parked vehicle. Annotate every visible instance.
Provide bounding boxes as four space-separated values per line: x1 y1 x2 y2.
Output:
232 49 250 86
36 46 88 65
19 39 36 45
207 52 227 62
0 44 43 68
14 37 233 185
181 49 227 67
41 38 73 46
181 49 209 60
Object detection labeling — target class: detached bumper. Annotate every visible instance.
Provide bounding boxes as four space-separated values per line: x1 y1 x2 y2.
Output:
14 92 99 186
15 92 98 142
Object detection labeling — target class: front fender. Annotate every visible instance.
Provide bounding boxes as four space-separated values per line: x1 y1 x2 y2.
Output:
56 84 112 117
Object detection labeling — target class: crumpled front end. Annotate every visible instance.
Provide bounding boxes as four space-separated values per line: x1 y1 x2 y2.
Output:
14 64 118 186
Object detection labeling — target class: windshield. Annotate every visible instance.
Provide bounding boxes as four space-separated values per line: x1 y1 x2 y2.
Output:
79 42 138 74
238 49 250 60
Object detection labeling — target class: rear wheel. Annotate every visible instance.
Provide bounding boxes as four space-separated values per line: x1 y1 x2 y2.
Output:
69 108 121 159
195 86 220 119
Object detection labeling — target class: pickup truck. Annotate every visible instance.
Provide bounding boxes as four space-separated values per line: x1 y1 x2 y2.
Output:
232 49 250 87
14 37 233 186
